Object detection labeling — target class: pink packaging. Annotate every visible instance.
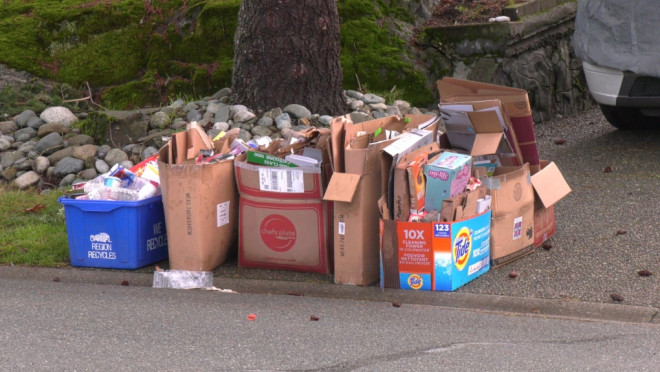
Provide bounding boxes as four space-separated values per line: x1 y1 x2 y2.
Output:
423 151 472 213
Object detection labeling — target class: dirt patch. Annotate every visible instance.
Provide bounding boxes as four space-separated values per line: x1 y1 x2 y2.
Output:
427 0 512 27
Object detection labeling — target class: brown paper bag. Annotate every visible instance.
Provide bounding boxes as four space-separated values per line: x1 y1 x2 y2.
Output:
158 143 238 271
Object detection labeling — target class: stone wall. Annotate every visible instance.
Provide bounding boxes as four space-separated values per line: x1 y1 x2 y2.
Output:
415 1 594 123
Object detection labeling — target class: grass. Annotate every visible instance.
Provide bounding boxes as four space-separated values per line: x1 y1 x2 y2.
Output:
0 187 70 267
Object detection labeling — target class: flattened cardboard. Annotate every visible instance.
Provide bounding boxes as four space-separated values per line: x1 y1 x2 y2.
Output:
323 173 361 203
437 77 540 170
531 161 571 208
158 144 238 271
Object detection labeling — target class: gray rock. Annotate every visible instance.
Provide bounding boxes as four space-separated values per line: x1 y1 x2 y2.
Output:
26 116 44 130
95 159 110 174
150 111 171 129
234 109 256 123
238 128 252 142
283 104 312 120
1 167 17 181
72 144 97 160
346 90 364 100
183 102 198 112
318 115 334 126
14 157 34 171
275 113 292 130
186 109 202 122
369 102 388 111
212 87 231 100
169 99 185 110
37 122 68 137
59 174 77 187
362 93 386 105
350 99 365 110
35 132 64 155
215 105 230 123
15 127 37 141
349 111 372 124
33 156 50 174
13 110 36 128
206 101 224 115
141 146 158 160
172 119 187 129
0 120 18 135
0 138 10 151
79 168 98 180
213 122 230 132
13 171 40 190
97 145 112 159
372 110 389 119
53 157 85 177
385 106 402 117
39 106 78 126
202 110 215 120
393 100 411 113
66 134 95 146
104 148 129 167
256 117 273 127
118 160 134 169
251 126 273 137
47 147 75 165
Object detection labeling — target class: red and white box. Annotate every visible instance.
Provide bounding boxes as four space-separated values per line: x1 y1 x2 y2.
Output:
234 153 333 274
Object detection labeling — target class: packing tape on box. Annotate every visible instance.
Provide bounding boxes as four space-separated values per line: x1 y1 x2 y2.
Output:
481 177 501 190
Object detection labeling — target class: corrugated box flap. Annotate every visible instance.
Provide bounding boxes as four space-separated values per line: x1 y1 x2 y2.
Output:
531 161 571 208
323 173 361 202
471 133 503 156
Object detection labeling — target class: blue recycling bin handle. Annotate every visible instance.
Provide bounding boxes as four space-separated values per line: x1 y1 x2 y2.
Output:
58 196 160 213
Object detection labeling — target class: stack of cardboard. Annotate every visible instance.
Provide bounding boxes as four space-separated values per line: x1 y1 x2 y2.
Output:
323 114 441 285
376 78 572 292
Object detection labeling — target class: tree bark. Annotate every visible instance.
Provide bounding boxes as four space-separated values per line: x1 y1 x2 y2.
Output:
231 0 347 116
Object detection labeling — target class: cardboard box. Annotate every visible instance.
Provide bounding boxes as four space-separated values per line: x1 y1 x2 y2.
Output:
235 154 333 274
479 164 535 267
531 160 572 247
437 77 540 171
324 115 429 285
158 137 238 271
424 151 472 213
379 210 491 291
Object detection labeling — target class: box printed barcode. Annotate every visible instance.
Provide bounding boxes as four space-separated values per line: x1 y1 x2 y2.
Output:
258 168 304 193
338 222 346 235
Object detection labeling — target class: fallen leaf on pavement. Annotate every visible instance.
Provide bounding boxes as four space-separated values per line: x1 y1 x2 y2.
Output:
120 280 129 286
53 277 60 282
509 271 519 279
610 293 624 302
392 302 402 308
603 166 613 173
637 270 652 277
287 291 304 296
542 243 553 250
554 139 566 145
310 315 320 321
616 230 627 235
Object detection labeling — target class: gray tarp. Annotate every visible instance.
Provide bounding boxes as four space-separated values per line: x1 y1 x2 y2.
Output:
573 0 660 78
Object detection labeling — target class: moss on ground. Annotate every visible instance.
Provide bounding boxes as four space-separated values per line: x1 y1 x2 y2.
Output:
1 0 435 110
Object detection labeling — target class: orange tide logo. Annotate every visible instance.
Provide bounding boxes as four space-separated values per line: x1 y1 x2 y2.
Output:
407 274 424 290
453 227 472 271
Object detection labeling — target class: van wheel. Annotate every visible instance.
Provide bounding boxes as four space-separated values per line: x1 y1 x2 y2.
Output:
599 104 658 130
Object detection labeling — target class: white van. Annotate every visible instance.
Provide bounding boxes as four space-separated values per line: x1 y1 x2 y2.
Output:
574 1 660 130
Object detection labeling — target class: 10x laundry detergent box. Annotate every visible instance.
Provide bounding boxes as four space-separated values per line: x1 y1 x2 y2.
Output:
380 210 491 291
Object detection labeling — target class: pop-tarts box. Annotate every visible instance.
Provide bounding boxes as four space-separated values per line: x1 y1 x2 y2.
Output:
424 151 472 212
379 209 491 291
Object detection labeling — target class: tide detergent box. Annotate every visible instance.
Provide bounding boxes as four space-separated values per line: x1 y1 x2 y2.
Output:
424 151 472 212
380 209 491 291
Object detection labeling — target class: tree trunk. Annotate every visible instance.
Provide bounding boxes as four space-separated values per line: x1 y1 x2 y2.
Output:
231 0 347 116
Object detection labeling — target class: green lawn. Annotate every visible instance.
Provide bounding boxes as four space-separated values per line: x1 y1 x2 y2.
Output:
0 188 70 266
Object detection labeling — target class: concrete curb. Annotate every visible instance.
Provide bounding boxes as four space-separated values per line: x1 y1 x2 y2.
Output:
2 265 658 325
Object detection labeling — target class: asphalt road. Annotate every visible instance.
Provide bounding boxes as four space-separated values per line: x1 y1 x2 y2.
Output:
2 277 660 371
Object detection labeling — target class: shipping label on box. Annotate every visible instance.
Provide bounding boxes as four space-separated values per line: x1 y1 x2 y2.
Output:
381 210 491 292
424 151 472 212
